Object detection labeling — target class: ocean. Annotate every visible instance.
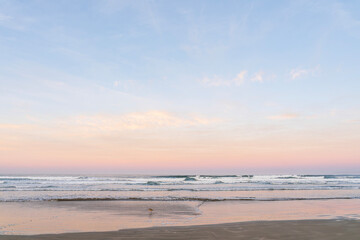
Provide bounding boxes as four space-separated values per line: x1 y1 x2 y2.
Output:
1 174 360 202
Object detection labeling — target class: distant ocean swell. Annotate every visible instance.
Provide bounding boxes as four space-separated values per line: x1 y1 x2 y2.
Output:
1 175 360 186
1 186 360 191
1 175 360 202
1 196 360 203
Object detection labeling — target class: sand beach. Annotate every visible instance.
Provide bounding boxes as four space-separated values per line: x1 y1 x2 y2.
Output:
1 199 360 239
1 220 360 240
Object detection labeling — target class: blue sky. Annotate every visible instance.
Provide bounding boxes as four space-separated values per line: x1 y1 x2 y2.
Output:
0 0 359 173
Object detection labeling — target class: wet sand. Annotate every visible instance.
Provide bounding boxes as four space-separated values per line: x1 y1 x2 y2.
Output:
1 220 360 240
1 199 360 239
1 200 360 235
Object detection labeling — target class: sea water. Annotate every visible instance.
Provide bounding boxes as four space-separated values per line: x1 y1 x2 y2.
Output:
1 174 360 202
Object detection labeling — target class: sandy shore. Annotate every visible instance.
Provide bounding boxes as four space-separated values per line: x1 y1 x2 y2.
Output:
1 219 360 240
1 199 360 235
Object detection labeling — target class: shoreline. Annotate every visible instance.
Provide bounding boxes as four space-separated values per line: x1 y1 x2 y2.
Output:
1 219 360 239
1 199 360 235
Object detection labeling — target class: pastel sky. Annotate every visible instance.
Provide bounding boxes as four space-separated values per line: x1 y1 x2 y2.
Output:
0 0 359 174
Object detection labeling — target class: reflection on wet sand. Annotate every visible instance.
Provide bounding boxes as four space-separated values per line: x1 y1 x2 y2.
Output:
0 199 360 235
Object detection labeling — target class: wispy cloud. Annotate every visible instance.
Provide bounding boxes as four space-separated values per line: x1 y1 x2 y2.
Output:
0 11 35 31
0 13 19 30
0 111 221 144
64 111 220 132
289 69 308 80
0 124 30 130
251 71 264 82
0 13 12 22
234 71 247 85
202 70 267 87
289 66 319 80
348 119 360 123
330 1 360 37
96 0 162 33
267 113 299 120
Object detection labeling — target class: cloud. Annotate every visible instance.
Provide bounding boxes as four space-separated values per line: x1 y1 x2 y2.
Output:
0 124 30 130
0 111 221 142
251 71 263 82
348 119 360 123
0 11 34 31
267 113 299 120
96 0 162 33
202 70 267 87
65 111 220 132
330 1 360 37
289 66 319 80
113 79 136 90
233 71 247 85
0 13 18 30
290 69 308 80
0 13 12 22
201 76 230 87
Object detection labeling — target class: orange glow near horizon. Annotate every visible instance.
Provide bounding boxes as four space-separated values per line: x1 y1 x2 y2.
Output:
1 113 359 173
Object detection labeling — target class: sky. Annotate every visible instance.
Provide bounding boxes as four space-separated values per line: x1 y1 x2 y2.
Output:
0 0 359 174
